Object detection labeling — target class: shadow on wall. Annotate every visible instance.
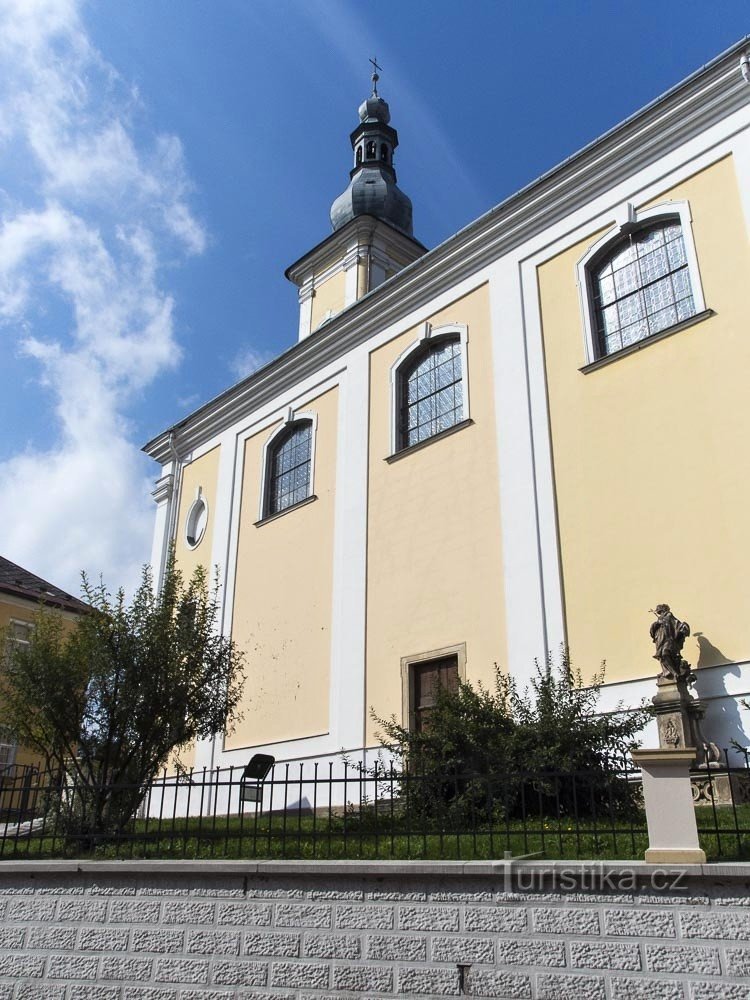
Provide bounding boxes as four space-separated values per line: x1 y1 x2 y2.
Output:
693 633 749 759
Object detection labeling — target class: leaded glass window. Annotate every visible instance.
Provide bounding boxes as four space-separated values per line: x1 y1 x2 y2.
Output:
0 728 16 770
267 421 312 516
399 338 463 449
591 219 696 357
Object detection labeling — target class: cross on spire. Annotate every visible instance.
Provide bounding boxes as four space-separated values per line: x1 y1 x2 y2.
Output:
369 56 381 96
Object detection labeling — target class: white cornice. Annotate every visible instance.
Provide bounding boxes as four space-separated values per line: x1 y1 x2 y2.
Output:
144 40 750 466
285 214 425 287
301 228 424 294
151 473 173 505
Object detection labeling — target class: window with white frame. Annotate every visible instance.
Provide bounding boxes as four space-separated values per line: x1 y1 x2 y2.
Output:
0 621 30 771
578 202 706 362
4 620 31 657
0 728 16 770
393 325 469 452
264 419 313 516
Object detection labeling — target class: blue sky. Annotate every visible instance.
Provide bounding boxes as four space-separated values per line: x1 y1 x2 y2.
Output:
1 0 748 595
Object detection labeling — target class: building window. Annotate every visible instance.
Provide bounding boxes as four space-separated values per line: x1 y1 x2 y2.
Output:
185 492 208 549
265 419 313 516
398 336 463 450
2 622 29 770
7 620 31 645
0 728 16 771
4 620 31 662
578 201 706 363
401 643 467 732
591 219 695 356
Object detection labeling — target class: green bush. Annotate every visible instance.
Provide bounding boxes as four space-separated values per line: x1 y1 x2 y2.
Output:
0 554 246 847
372 654 650 827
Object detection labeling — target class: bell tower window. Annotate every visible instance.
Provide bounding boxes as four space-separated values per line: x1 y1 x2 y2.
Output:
366 140 376 159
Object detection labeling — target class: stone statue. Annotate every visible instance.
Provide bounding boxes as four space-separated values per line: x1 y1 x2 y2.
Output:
650 604 694 683
648 604 723 773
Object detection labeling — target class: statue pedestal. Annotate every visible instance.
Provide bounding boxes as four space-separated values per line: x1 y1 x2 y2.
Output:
632 748 706 864
652 677 719 769
691 770 750 807
652 678 749 806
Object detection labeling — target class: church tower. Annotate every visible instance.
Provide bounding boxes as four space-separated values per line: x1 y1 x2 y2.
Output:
286 62 426 341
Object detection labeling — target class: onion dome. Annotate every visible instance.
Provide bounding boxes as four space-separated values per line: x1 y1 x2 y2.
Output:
330 62 414 237
358 93 391 124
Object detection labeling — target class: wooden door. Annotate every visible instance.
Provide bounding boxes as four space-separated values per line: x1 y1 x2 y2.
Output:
412 656 459 732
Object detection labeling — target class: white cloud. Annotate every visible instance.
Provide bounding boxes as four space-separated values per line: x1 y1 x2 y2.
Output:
230 346 275 381
0 0 207 596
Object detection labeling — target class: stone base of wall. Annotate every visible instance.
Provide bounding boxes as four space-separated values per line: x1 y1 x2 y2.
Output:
1 860 749 998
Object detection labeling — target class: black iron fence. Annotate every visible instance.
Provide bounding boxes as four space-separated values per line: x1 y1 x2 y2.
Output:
0 762 40 821
0 753 747 862
692 748 750 860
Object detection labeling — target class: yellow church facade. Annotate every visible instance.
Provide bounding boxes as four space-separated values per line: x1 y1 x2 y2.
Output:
145 40 750 772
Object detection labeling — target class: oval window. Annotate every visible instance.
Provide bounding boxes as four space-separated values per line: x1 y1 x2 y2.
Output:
185 496 208 548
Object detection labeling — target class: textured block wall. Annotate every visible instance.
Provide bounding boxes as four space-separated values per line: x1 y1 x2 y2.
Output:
0 861 749 998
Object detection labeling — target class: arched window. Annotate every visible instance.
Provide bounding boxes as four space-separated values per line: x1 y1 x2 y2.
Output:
265 420 313 516
578 202 705 362
398 336 463 450
380 144 389 163
591 219 695 356
356 146 362 165
366 140 376 159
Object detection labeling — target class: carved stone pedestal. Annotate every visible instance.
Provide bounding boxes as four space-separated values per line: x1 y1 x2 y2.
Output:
652 677 749 806
691 771 750 805
652 677 719 768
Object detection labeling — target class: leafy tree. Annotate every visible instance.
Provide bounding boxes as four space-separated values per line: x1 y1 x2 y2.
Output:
373 654 649 824
0 555 245 844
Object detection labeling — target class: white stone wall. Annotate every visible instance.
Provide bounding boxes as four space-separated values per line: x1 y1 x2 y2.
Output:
0 861 749 998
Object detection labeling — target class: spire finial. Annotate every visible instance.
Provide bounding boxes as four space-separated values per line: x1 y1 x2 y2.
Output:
369 56 381 96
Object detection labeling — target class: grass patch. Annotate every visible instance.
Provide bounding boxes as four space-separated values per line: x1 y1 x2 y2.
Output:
0 806 650 862
2 804 748 863
696 803 750 861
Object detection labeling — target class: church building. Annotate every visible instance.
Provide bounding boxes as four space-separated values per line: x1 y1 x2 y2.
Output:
144 40 750 774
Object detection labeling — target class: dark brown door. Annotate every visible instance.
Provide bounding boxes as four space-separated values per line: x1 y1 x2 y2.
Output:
412 656 459 732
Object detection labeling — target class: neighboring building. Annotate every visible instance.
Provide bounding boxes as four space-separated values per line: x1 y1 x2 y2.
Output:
0 556 88 773
145 40 750 775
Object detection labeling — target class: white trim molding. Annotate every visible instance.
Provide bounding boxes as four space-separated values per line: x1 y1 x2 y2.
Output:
149 464 175 590
576 199 707 364
388 322 470 456
297 278 315 341
151 473 173 506
328 350 369 752
257 408 319 522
